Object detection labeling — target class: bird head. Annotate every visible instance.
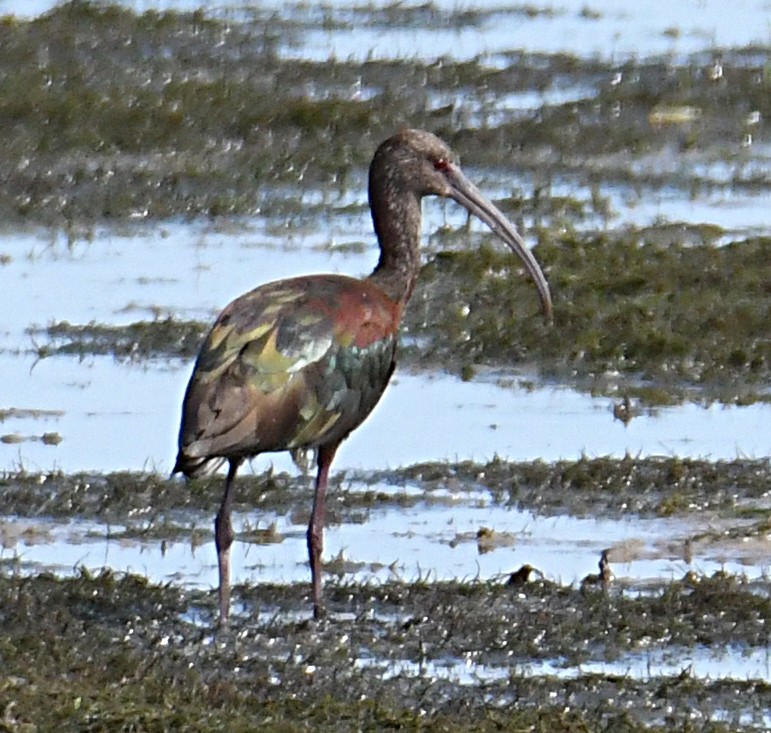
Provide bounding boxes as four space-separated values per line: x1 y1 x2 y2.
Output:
372 129 553 321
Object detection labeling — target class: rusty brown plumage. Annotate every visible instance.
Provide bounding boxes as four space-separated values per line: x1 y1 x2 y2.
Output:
173 129 552 625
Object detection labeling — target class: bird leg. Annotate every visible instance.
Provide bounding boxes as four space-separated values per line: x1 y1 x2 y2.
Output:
214 458 241 627
307 442 338 620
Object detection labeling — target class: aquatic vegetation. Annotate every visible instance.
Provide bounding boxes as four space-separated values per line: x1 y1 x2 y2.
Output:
0 4 769 728
408 233 770 403
0 4 767 223
32 318 208 359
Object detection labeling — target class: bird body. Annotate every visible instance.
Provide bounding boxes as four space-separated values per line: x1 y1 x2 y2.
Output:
174 274 400 477
174 129 552 625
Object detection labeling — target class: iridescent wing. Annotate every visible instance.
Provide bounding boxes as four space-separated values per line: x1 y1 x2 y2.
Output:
175 275 400 476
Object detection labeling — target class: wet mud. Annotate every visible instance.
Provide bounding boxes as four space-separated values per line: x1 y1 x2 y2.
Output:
2 455 769 525
0 3 769 730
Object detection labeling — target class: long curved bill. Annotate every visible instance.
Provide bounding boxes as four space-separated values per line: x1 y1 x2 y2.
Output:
444 163 553 322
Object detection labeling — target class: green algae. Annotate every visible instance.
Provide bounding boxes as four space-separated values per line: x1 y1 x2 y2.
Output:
0 5 768 729
3 4 769 407
1 456 768 527
31 318 208 359
1 459 770 730
374 455 771 520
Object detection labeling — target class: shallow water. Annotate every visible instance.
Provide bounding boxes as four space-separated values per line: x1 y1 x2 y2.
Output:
3 354 770 475
4 481 768 587
1 188 770 628
3 214 770 471
357 645 771 687
285 1 771 62
0 3 768 717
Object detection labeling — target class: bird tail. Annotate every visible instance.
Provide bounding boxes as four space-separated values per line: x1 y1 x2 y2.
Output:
171 452 226 480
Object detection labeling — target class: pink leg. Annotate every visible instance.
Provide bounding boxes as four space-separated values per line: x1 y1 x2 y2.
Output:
214 459 241 627
307 443 338 620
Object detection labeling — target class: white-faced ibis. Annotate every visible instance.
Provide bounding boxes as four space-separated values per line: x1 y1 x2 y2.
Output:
173 129 552 625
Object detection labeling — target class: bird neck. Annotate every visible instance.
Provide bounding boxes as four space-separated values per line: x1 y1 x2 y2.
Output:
368 188 422 305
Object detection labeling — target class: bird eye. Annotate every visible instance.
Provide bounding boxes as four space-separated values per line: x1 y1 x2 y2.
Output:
434 159 450 171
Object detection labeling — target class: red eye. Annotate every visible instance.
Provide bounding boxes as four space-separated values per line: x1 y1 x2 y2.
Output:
434 159 450 171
